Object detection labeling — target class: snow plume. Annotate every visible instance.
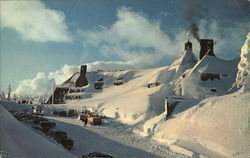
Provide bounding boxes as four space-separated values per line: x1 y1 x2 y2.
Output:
79 7 187 69
233 31 250 91
0 0 72 42
13 73 55 97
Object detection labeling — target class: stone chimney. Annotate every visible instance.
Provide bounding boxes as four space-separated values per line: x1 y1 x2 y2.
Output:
80 65 87 76
199 39 215 60
75 65 88 87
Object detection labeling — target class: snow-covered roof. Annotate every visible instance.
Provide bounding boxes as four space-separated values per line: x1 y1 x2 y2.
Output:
59 72 80 88
66 92 84 96
190 56 239 75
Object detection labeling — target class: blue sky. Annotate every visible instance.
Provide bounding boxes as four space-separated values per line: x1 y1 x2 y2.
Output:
0 0 249 96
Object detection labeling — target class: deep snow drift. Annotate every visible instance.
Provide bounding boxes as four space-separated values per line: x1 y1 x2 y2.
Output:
148 90 250 158
0 102 76 158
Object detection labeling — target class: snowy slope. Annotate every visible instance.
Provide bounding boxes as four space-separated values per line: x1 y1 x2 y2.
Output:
0 103 76 158
66 67 171 125
60 50 197 125
143 33 250 158
151 90 250 158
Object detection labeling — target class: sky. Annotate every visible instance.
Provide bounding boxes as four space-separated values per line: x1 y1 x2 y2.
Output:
0 0 249 96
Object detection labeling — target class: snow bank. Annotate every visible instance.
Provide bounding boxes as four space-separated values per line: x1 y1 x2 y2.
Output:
152 91 250 158
0 103 76 158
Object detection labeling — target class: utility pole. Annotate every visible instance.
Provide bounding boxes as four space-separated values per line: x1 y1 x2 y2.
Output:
7 84 11 101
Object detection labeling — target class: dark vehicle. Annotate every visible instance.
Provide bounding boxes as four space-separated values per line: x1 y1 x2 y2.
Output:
59 111 67 117
19 115 34 122
82 152 113 158
31 124 45 133
48 129 74 150
13 112 26 119
52 111 60 116
33 117 48 124
16 114 32 120
94 78 104 89
68 109 78 117
114 77 124 86
39 121 56 131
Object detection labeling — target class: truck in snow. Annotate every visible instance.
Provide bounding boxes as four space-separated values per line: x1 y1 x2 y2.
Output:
80 112 102 125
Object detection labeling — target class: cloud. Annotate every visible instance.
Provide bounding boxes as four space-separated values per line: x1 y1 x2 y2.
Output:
86 61 134 71
198 20 250 59
13 65 78 97
79 7 186 69
13 72 55 97
47 62 135 85
13 62 134 97
79 7 249 68
48 65 79 85
0 0 72 42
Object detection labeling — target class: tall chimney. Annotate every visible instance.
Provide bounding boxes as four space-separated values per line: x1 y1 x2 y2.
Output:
199 39 215 60
80 65 87 75
75 65 88 87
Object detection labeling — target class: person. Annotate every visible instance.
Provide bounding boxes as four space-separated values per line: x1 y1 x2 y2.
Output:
84 117 88 127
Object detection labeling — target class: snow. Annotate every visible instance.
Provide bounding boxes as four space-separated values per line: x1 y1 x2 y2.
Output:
0 101 187 158
151 90 250 158
2 34 250 158
61 50 197 125
170 49 197 78
174 56 239 98
46 116 187 158
234 32 250 91
0 102 76 158
60 72 80 88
